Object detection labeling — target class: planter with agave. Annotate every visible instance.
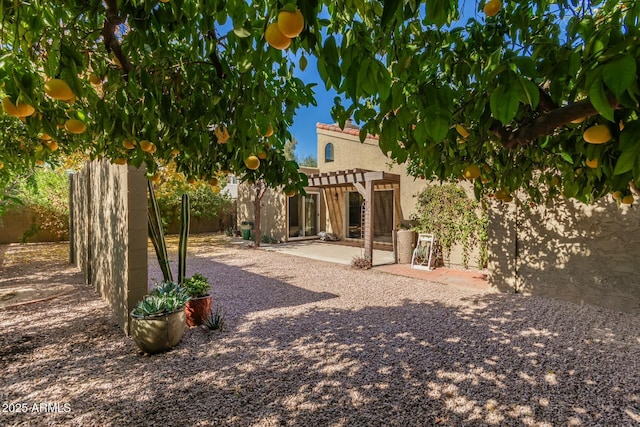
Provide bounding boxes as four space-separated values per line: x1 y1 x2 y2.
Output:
183 273 212 327
130 281 190 354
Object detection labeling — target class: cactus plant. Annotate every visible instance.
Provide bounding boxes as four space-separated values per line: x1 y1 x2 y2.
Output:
178 193 190 284
148 183 190 283
148 181 173 282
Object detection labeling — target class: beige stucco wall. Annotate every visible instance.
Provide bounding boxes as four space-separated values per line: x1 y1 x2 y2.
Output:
0 205 69 244
489 195 640 313
71 160 148 334
237 167 324 242
237 184 288 242
317 125 426 220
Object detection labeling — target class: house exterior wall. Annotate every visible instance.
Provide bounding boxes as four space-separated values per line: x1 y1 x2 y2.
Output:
316 123 426 221
489 196 640 313
237 167 321 242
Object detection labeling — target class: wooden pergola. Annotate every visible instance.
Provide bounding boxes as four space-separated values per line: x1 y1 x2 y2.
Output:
307 169 401 264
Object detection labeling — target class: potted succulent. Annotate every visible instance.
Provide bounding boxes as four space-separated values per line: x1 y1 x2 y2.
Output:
130 281 190 354
183 273 212 327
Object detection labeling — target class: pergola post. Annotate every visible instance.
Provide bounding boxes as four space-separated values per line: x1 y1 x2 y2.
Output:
363 180 375 263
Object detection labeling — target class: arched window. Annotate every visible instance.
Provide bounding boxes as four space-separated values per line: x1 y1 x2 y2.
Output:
325 143 334 162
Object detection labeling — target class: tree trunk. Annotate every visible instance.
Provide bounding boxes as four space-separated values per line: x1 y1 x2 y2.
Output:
253 181 267 247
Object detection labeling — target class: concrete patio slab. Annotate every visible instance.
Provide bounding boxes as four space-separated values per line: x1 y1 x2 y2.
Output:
258 240 396 266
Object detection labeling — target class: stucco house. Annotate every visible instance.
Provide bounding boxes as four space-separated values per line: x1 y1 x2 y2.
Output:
238 120 640 314
238 120 435 260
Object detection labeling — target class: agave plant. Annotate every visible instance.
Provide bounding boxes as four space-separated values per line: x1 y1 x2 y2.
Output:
132 281 190 317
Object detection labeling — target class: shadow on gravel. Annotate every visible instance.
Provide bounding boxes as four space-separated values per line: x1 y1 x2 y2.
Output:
2 282 639 426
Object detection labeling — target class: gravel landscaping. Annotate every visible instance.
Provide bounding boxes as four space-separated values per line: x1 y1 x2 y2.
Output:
1 240 640 426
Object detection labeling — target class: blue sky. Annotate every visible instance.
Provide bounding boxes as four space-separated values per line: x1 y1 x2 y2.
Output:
289 53 337 160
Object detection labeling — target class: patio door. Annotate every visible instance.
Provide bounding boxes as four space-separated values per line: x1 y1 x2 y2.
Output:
288 193 319 239
345 189 394 242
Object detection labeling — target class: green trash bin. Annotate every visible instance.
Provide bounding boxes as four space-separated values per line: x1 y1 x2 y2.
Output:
241 221 253 240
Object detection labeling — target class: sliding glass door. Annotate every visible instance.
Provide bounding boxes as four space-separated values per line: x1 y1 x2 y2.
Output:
288 193 319 239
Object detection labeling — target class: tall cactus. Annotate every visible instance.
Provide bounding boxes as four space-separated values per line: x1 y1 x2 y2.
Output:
177 193 190 284
148 180 173 282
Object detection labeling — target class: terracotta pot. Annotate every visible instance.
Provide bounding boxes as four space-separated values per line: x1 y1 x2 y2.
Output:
185 295 212 327
130 308 186 354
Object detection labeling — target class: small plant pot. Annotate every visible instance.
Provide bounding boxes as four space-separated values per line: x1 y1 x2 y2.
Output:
185 295 213 327
130 308 186 354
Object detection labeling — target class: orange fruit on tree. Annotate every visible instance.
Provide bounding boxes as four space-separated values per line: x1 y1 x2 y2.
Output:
612 191 622 201
285 188 296 197
257 151 267 160
65 119 87 134
43 140 59 151
123 139 137 150
463 164 481 180
277 9 304 38
621 195 634 205
2 97 36 117
113 157 127 165
139 140 156 153
245 155 260 170
265 23 291 50
261 123 275 137
455 124 469 139
585 158 598 168
0 162 4 170
583 125 612 144
39 133 52 141
208 177 219 187
45 79 75 100
483 0 502 17
215 125 230 143
15 101 36 117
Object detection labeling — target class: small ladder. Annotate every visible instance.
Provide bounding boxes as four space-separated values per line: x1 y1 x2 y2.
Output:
360 201 366 240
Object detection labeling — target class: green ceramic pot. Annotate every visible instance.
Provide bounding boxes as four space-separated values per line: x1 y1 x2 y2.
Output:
130 308 186 354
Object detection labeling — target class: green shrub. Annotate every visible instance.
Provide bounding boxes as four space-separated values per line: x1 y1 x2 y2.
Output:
183 273 211 298
153 170 234 232
411 183 488 269
17 168 69 242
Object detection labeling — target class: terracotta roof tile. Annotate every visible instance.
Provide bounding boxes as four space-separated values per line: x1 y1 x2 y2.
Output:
316 122 379 140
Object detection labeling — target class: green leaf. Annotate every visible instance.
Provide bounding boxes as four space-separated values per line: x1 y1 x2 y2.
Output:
381 0 401 28
490 85 520 125
560 152 574 164
518 78 540 109
614 121 640 175
233 25 251 38
323 36 341 88
299 55 307 72
602 54 636 98
589 78 614 122
613 149 637 175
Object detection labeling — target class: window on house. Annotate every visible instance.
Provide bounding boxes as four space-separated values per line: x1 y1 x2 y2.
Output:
325 143 334 162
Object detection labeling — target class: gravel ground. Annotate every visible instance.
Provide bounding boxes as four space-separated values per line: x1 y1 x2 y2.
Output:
1 241 640 426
